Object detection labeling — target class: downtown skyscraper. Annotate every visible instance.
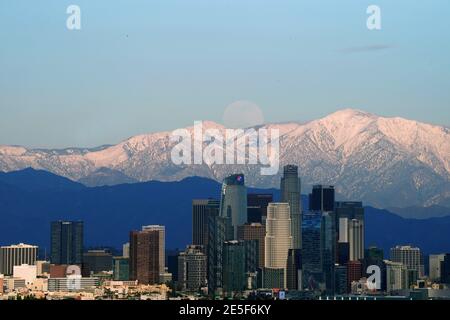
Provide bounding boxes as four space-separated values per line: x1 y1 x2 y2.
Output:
192 199 220 253
264 203 293 289
50 221 83 265
129 226 165 285
219 174 247 239
280 165 302 250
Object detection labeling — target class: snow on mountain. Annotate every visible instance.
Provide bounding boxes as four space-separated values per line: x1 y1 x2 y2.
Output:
0 109 449 208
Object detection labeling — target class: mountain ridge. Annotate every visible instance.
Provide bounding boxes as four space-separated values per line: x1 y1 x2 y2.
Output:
1 109 449 207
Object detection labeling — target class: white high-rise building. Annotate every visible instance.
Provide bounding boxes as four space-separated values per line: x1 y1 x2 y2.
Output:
390 245 424 277
429 254 446 281
0 243 38 276
142 225 165 275
265 203 293 288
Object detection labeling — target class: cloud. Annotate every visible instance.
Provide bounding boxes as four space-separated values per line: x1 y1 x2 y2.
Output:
340 44 395 54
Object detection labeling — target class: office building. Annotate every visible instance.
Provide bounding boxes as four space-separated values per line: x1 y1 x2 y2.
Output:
50 221 83 265
347 260 362 292
286 249 302 290
335 265 348 294
167 249 180 283
337 242 350 265
0 243 38 276
429 254 445 282
113 256 129 281
82 249 113 276
247 193 272 224
208 214 233 295
13 264 37 285
142 225 165 275
36 260 51 276
441 254 450 284
265 203 292 288
178 245 207 292
321 211 337 294
129 228 163 285
220 174 247 238
48 277 99 292
49 264 68 278
390 245 424 277
122 243 130 259
385 260 408 292
309 185 335 212
222 241 247 295
336 202 365 261
280 165 302 249
192 199 220 253
302 211 322 289
3 277 26 291
237 223 265 269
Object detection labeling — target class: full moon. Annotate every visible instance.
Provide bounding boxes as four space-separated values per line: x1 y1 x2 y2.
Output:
222 100 265 129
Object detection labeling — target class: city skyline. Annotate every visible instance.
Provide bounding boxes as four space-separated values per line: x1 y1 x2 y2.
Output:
1 167 449 300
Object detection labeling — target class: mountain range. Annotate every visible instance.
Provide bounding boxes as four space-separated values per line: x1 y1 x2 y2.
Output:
0 168 450 255
0 109 449 208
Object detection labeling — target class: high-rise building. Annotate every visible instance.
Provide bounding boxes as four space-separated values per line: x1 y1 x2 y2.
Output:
178 245 207 292
321 211 337 294
366 246 384 263
336 202 365 261
167 249 180 283
385 260 408 292
237 223 265 269
113 256 129 281
122 243 130 259
309 185 335 212
220 174 247 238
0 243 38 276
280 165 302 249
247 194 273 224
129 228 163 285
390 245 424 277
222 241 247 296
335 265 348 295
207 214 233 296
50 221 83 265
346 260 362 292
82 249 113 276
440 254 450 284
192 199 220 253
142 225 165 275
302 211 322 289
286 249 302 290
429 254 446 282
265 203 292 289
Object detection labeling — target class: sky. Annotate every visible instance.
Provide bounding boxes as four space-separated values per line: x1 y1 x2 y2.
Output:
0 0 449 148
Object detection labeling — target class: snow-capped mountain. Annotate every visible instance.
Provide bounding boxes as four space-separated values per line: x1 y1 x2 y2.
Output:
0 109 449 208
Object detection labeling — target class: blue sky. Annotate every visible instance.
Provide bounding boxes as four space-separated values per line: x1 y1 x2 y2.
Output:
0 0 449 148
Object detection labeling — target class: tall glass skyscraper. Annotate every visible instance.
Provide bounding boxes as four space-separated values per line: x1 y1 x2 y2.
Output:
309 185 335 212
50 221 83 265
219 174 247 239
280 165 302 250
192 199 220 253
301 211 322 290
